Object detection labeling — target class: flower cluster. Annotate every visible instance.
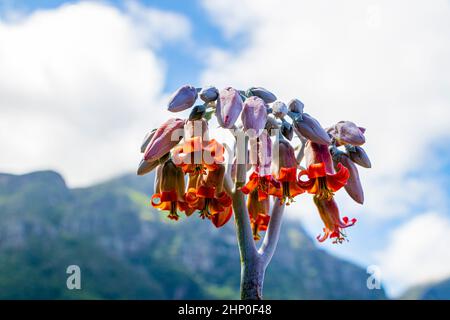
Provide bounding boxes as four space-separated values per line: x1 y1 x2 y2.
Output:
137 85 371 244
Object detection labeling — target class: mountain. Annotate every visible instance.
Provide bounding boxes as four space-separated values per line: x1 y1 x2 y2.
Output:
400 278 450 300
0 170 387 299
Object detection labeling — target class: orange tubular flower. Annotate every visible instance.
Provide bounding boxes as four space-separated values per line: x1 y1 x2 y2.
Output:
172 120 224 174
247 190 271 240
243 132 280 200
151 159 187 221
186 165 233 227
271 139 304 205
242 171 280 201
314 197 356 244
298 141 350 200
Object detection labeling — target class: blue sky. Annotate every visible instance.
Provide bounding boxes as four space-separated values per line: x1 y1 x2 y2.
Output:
1 0 449 297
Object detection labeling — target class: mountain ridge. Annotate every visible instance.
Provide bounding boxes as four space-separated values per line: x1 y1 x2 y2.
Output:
0 170 387 299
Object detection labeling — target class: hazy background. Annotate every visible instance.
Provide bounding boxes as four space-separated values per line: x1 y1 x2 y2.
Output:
0 0 449 298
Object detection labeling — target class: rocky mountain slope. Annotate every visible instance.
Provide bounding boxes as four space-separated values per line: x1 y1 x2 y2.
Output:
0 170 386 299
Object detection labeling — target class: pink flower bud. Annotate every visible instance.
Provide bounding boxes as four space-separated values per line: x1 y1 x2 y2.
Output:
334 153 364 204
304 140 334 174
293 113 331 145
144 118 184 162
168 85 198 112
347 145 371 168
241 96 267 135
216 87 243 128
328 121 366 146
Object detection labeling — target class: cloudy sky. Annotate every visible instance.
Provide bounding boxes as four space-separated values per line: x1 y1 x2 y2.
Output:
0 0 449 297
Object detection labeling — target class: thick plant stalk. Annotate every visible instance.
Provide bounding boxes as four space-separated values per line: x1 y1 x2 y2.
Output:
227 131 286 300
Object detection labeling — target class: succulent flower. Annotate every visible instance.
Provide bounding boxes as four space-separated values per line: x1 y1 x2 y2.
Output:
293 113 331 145
151 159 187 221
216 87 243 128
313 196 356 244
185 164 233 226
144 118 184 162
327 121 366 146
271 139 304 204
332 151 364 204
299 141 349 200
241 96 267 136
247 87 277 103
247 190 271 240
167 85 198 112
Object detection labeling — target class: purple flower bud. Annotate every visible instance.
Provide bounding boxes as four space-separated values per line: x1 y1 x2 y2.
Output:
216 87 243 128
328 121 366 146
288 98 304 114
167 85 197 112
347 145 371 168
272 100 288 118
334 153 364 204
293 113 332 145
248 87 277 103
144 118 184 162
281 121 293 141
199 86 219 102
241 96 267 135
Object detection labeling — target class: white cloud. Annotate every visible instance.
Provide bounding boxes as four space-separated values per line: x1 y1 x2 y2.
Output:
376 212 450 296
0 1 191 186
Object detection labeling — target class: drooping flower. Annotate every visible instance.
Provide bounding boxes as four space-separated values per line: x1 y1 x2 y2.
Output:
327 121 366 146
185 164 233 226
144 118 184 162
172 120 224 173
331 149 364 204
271 139 304 204
247 190 271 241
241 96 267 136
298 141 350 200
313 196 356 244
151 159 187 221
293 113 331 146
215 87 243 128
242 132 280 200
167 85 198 112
